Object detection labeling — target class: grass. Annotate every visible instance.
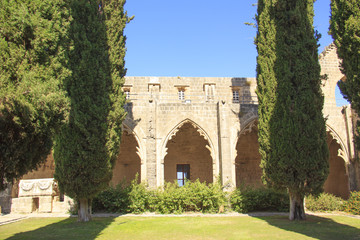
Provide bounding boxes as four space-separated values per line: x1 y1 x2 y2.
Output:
0 215 360 240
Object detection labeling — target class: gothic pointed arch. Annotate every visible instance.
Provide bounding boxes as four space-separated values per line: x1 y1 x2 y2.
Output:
161 118 216 165
161 118 216 185
326 124 349 164
324 124 350 199
235 118 263 188
122 124 146 163
111 123 145 185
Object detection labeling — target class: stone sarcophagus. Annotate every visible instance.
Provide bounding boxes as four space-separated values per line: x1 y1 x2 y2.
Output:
18 178 56 197
11 178 59 213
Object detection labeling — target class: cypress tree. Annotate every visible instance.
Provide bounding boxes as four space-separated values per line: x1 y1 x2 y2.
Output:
0 0 70 190
54 0 128 222
256 0 329 220
330 0 360 148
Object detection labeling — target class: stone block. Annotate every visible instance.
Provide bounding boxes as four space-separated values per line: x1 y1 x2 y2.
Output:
52 197 74 213
11 197 33 213
39 196 52 213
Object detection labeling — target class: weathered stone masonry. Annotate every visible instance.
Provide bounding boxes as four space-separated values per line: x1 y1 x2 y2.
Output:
1 44 359 213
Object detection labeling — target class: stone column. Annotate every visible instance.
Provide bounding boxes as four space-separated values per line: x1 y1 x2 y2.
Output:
145 99 157 188
217 101 235 189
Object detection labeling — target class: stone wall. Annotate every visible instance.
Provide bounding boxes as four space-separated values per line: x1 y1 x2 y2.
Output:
3 44 359 213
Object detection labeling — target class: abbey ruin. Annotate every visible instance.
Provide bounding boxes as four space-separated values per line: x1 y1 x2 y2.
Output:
1 44 359 214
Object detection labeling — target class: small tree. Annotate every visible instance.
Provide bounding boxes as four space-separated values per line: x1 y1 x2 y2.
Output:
54 0 129 222
0 0 70 190
256 0 329 220
330 0 360 148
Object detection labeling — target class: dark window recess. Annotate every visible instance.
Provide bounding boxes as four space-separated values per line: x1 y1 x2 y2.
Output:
177 164 190 187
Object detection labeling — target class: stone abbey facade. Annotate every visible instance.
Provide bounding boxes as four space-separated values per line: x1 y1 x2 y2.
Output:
1 44 359 213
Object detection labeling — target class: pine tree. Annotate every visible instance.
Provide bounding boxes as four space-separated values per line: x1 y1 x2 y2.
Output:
54 0 129 222
256 0 329 220
330 0 360 148
0 0 70 190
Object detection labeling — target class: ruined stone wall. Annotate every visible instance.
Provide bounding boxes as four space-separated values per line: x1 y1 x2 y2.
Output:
22 155 55 180
4 44 358 214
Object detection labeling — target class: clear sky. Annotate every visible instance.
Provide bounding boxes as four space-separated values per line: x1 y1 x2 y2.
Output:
124 1 347 106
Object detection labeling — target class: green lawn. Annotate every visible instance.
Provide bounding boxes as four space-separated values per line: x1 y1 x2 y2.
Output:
1 215 360 240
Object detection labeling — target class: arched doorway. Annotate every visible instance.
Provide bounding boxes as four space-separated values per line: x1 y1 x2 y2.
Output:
164 122 213 185
324 132 350 199
235 120 263 188
111 131 141 185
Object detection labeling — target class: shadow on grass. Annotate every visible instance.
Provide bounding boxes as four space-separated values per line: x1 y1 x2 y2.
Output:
6 217 116 240
254 214 360 240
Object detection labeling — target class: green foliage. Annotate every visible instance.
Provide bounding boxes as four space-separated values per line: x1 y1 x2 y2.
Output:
92 180 130 213
305 193 344 212
330 0 360 149
93 179 226 214
343 191 360 215
54 0 128 203
231 187 289 213
128 180 150 213
151 180 226 214
255 0 329 217
0 0 71 190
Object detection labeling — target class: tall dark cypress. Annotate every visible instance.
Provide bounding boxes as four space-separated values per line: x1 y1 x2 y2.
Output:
256 0 329 220
54 0 128 222
0 0 70 190
330 0 360 148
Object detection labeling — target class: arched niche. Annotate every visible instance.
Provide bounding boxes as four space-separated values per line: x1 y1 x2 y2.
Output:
235 119 263 188
324 125 350 199
111 125 144 185
161 119 216 185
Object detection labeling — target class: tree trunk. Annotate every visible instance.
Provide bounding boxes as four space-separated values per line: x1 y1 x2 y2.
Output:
289 191 306 221
78 198 91 222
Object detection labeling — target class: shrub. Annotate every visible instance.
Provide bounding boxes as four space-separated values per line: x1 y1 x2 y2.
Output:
150 179 226 214
230 187 289 213
128 180 150 213
343 191 360 215
305 193 344 212
92 180 130 213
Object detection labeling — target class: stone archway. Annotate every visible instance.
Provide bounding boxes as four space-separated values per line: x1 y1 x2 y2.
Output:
324 128 350 199
111 130 142 185
235 120 263 188
163 122 214 185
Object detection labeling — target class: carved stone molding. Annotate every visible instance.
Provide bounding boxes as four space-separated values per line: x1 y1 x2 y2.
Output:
239 119 258 136
326 125 349 163
123 124 145 164
161 119 215 164
18 178 55 197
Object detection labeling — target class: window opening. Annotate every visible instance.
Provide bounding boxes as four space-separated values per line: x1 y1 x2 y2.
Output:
177 164 190 186
124 90 130 100
233 90 240 103
205 84 215 100
178 90 185 100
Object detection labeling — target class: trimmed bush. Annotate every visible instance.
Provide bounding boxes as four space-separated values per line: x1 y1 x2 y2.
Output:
128 181 150 213
343 191 360 215
151 179 226 214
92 180 130 213
93 178 226 214
230 187 289 213
305 193 344 212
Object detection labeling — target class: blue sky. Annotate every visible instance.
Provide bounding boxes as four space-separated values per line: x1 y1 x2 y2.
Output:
124 1 347 106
